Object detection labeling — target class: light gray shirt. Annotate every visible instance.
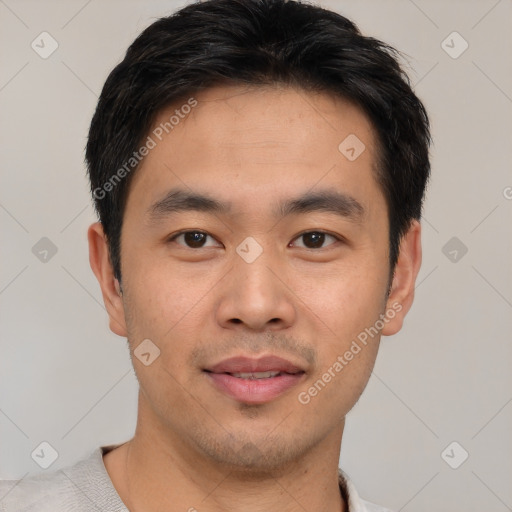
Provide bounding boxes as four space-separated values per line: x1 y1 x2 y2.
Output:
0 444 393 511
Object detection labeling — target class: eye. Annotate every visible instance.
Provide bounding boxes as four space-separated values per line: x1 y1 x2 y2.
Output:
290 231 340 249
168 230 221 249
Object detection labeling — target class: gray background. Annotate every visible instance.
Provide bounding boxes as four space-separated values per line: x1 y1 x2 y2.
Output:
1 0 511 510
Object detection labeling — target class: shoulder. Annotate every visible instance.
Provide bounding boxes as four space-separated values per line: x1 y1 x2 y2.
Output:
0 466 77 512
0 446 120 512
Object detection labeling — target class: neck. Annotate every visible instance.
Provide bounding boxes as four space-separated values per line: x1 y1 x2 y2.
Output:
104 398 347 512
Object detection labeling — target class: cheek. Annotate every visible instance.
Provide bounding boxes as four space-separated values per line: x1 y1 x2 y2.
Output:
293 257 388 335
296 284 383 417
293 260 386 392
122 253 202 335
121 258 214 393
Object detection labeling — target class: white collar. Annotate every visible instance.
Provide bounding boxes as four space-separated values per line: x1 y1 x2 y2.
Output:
338 467 393 512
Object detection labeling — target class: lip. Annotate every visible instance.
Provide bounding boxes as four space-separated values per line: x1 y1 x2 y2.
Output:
206 372 305 404
204 355 306 404
205 355 305 374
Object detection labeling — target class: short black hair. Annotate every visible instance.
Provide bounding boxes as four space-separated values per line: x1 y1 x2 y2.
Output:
86 0 431 282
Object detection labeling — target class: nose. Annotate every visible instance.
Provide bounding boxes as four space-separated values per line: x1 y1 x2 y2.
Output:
215 248 296 332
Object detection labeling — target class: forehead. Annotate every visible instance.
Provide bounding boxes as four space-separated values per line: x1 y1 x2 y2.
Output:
128 84 382 215
153 84 375 159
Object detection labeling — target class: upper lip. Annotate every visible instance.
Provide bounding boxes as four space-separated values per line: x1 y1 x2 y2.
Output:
204 355 305 374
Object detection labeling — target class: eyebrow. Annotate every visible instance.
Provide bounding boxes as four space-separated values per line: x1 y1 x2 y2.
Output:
147 187 365 223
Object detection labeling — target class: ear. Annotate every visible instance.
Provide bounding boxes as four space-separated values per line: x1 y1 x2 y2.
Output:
381 220 422 336
88 222 128 337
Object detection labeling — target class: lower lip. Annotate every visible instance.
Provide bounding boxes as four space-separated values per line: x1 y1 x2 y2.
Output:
205 372 305 404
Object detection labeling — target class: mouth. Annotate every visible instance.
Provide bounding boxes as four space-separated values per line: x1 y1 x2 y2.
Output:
216 370 292 379
203 355 306 404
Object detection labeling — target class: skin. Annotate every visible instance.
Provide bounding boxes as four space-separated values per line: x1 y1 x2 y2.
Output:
88 84 422 512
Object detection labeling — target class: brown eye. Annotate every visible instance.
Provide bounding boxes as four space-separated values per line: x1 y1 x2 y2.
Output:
292 231 339 249
170 231 219 248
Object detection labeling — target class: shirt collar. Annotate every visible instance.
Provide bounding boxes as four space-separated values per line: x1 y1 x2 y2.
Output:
338 467 379 512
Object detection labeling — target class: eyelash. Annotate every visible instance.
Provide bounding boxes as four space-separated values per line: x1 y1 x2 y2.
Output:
167 230 344 250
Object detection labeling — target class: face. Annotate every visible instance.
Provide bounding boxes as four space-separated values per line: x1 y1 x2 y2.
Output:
90 84 421 472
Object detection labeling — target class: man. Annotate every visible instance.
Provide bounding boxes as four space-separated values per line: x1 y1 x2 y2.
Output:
0 0 430 510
